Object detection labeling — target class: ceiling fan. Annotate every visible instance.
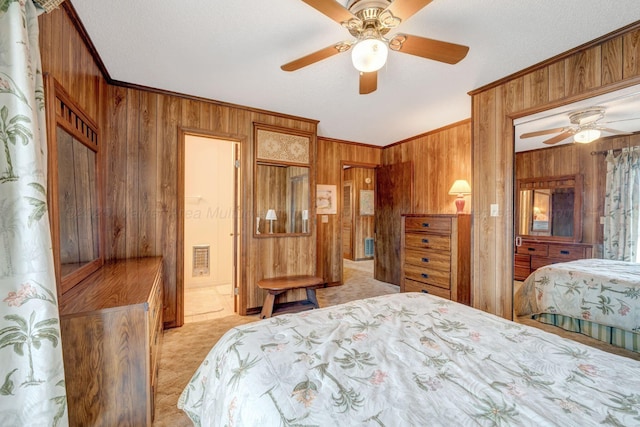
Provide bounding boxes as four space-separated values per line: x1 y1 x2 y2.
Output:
281 0 469 94
520 107 634 145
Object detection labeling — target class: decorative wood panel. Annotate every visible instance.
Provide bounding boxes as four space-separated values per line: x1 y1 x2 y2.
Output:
471 22 640 318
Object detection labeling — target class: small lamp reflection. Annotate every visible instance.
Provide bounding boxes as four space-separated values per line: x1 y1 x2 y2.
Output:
302 209 309 233
448 180 472 214
266 209 277 234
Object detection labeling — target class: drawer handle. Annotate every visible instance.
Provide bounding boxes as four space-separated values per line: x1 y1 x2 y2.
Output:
527 248 535 252
422 223 430 228
421 273 429 279
421 257 430 263
421 290 429 294
560 250 570 255
422 239 429 244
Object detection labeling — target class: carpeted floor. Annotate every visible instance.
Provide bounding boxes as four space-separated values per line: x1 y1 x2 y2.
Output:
153 259 639 426
153 259 396 426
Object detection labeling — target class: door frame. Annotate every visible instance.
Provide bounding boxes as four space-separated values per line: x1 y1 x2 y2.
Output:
177 128 244 327
340 161 378 280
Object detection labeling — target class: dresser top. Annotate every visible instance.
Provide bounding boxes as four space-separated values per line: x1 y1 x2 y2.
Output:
59 257 162 316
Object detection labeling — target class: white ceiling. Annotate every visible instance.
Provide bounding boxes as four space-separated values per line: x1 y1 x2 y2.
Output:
70 0 640 146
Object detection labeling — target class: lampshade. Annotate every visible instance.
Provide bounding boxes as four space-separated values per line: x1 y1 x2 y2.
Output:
573 128 601 144
265 209 277 220
351 38 388 72
448 180 472 196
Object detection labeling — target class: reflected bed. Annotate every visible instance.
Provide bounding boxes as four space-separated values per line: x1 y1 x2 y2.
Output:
179 292 640 426
515 258 640 352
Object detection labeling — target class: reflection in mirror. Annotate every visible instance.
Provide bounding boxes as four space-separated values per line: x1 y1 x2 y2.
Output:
518 187 574 238
255 163 310 235
516 175 581 242
56 127 100 276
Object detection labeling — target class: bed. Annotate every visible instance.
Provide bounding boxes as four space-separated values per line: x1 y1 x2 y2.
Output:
515 258 640 352
178 292 640 426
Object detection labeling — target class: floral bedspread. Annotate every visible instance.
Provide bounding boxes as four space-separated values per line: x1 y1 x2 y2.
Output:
179 292 640 426
515 259 640 333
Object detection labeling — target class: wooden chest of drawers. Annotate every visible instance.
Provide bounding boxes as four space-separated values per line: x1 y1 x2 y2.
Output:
401 214 471 305
59 257 163 426
514 239 593 280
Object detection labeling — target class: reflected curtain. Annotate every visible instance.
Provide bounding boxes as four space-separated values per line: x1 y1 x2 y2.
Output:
0 1 68 425
603 147 640 262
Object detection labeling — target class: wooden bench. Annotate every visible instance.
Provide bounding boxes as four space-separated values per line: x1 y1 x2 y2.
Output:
257 275 325 319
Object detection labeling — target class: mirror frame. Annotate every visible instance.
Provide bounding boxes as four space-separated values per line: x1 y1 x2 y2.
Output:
515 174 583 242
253 122 313 238
45 75 104 296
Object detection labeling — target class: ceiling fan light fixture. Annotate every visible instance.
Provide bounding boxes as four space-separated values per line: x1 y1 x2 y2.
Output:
573 128 601 144
351 38 388 72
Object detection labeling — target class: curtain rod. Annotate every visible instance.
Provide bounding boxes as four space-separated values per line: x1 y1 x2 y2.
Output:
591 148 624 156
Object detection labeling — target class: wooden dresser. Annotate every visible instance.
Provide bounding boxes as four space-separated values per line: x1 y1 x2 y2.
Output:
400 214 471 305
514 239 593 280
59 257 163 426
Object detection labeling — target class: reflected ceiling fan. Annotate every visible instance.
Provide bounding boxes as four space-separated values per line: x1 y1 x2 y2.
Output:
281 0 469 94
520 107 635 145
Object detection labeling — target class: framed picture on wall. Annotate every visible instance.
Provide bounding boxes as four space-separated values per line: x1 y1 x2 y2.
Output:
360 190 374 216
316 184 337 214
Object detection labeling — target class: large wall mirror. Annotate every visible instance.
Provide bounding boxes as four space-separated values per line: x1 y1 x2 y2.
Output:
253 123 313 237
514 84 640 254
45 75 103 295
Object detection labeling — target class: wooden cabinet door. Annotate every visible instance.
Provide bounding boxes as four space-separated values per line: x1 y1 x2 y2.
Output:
374 161 413 285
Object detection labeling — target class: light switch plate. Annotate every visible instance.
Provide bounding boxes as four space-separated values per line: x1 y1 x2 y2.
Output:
490 204 499 217
321 215 329 223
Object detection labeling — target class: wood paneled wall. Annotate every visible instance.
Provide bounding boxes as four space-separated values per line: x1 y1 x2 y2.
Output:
516 133 640 258
382 120 472 215
316 139 382 285
471 22 640 318
39 5 318 327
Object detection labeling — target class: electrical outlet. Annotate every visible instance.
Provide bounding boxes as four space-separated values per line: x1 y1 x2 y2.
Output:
490 204 499 217
600 216 605 225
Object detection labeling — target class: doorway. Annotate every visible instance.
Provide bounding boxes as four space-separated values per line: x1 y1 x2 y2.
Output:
183 134 239 323
342 164 377 279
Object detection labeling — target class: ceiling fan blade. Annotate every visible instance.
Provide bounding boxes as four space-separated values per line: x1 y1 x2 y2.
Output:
359 71 377 95
389 34 469 64
597 127 633 136
383 0 432 23
543 130 574 145
520 127 568 139
301 0 357 25
281 42 352 72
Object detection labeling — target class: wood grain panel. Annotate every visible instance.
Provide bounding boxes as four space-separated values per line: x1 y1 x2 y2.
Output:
470 22 640 318
623 28 640 78
382 120 472 215
138 91 158 256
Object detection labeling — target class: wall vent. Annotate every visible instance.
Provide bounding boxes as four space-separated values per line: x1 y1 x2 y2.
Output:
364 238 374 257
192 245 210 276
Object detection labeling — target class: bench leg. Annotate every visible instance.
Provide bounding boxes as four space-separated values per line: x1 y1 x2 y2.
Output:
260 293 276 319
306 288 319 309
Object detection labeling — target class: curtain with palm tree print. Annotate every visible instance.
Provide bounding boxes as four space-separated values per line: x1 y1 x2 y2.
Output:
0 1 68 425
603 146 640 262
